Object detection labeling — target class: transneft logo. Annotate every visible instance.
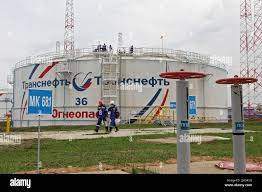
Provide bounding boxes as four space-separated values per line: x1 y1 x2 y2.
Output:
10 178 31 189
72 72 93 91
22 73 170 91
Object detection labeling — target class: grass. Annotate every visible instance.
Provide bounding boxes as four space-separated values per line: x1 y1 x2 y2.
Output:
190 120 262 131
0 121 261 173
196 132 262 159
0 136 177 173
1 123 165 133
0 131 261 173
0 120 261 133
241 120 262 131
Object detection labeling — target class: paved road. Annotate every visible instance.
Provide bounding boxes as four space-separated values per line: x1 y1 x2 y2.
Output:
146 161 261 174
1 127 256 142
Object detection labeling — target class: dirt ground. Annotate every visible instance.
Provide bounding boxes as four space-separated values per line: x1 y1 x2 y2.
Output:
16 156 262 174
17 165 128 174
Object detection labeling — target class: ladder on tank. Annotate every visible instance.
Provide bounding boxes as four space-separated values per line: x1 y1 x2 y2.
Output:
101 53 120 105
56 58 73 79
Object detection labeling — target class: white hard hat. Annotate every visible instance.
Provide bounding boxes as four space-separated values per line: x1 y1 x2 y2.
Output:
110 100 114 105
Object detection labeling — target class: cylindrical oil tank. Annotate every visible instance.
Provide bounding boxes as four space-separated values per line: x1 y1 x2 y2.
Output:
12 48 228 127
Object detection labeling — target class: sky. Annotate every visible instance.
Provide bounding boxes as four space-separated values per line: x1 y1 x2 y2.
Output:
0 0 240 89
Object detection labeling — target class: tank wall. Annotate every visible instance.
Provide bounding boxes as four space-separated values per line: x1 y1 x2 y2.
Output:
13 59 102 127
120 58 228 122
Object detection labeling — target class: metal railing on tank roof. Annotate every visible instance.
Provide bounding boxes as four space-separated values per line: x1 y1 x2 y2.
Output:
14 47 227 71
14 47 108 69
118 47 226 70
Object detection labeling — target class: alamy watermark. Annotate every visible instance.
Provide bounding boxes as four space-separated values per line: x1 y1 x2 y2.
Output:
0 134 22 145
210 55 233 70
120 82 143 93
179 134 202 145
10 178 31 189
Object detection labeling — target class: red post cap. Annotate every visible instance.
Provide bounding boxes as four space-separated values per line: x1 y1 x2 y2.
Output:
216 75 258 85
160 69 207 80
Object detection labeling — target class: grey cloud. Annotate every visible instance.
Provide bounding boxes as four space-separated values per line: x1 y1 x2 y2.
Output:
0 0 239 88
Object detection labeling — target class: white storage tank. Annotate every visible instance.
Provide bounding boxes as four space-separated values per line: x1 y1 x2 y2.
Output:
12 47 228 127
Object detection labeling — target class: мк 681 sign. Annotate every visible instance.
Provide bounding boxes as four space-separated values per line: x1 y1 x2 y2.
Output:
28 89 53 115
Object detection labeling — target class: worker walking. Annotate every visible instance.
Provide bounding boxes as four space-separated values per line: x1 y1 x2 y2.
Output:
102 43 107 52
109 45 113 52
95 100 109 132
130 45 134 54
108 101 120 132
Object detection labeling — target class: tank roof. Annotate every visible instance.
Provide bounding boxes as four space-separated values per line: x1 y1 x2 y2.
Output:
14 47 227 72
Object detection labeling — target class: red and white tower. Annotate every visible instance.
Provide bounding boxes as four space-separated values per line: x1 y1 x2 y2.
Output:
64 0 75 57
240 0 262 111
252 0 262 103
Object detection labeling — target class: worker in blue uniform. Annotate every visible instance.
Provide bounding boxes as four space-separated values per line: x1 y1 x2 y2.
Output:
95 100 108 132
108 101 120 132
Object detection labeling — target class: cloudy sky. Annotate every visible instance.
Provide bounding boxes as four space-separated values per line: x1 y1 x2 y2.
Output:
0 0 239 89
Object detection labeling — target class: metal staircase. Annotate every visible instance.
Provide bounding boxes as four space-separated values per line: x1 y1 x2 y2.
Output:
101 53 120 105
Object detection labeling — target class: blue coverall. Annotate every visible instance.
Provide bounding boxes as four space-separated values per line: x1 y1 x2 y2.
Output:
108 104 119 132
95 105 108 132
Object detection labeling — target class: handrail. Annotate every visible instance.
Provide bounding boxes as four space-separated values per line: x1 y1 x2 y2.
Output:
14 47 227 71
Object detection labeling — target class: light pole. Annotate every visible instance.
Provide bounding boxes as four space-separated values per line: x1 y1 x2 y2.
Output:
160 34 165 54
